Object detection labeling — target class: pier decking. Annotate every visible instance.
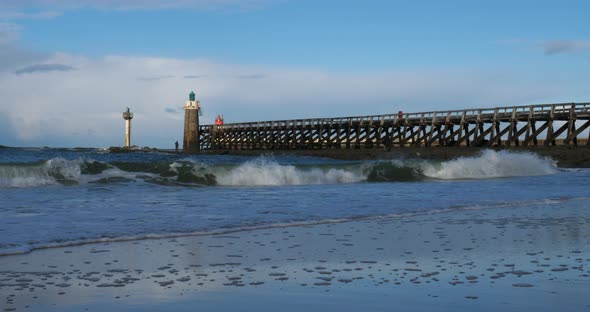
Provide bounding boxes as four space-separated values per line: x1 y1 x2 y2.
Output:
199 103 590 150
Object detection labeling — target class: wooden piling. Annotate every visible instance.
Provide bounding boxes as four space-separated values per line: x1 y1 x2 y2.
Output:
198 102 590 151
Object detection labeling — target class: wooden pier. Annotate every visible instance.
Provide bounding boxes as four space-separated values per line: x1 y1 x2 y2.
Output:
198 103 590 151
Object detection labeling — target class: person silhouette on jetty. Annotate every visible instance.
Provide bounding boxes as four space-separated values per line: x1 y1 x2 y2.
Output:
175 141 179 154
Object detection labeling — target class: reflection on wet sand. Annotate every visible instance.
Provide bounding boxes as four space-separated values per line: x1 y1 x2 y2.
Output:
1 201 590 312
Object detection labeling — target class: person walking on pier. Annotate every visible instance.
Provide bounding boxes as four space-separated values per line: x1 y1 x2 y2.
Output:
175 141 179 154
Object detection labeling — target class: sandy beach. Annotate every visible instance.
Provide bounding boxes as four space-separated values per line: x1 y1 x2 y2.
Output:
1 198 589 312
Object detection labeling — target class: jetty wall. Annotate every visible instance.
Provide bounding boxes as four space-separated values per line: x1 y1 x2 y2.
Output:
198 103 590 151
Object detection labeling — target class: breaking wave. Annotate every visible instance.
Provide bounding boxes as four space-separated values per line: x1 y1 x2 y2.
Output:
0 150 558 188
417 149 558 179
0 158 82 187
216 157 363 186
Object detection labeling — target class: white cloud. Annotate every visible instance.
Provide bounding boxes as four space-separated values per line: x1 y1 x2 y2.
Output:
0 53 581 148
539 40 590 55
0 22 20 44
0 24 48 73
503 39 590 56
14 63 75 74
0 10 61 19
0 0 276 11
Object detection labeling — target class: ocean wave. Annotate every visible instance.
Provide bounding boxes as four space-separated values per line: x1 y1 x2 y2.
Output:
0 150 559 188
0 158 82 187
1 195 586 257
215 157 364 186
416 149 558 179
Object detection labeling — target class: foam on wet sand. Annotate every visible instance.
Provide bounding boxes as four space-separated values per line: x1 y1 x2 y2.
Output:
1 201 589 312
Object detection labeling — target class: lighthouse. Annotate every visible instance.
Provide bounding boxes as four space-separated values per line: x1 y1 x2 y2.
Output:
122 107 133 147
183 91 201 153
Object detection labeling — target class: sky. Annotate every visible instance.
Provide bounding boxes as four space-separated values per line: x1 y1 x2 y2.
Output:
0 0 589 148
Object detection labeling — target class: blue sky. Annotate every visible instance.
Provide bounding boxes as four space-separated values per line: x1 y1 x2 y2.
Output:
16 0 590 68
0 0 589 147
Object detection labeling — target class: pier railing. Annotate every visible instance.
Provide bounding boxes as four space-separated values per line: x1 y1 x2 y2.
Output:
199 102 590 150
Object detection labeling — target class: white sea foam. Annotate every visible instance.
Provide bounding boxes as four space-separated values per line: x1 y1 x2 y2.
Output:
84 167 147 183
216 157 364 186
3 195 588 257
419 150 558 179
0 158 144 188
0 158 82 187
0 150 560 188
210 150 559 186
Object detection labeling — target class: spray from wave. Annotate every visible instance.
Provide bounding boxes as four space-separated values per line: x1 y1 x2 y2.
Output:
417 150 557 179
0 158 145 188
0 150 558 188
215 157 363 186
0 158 82 187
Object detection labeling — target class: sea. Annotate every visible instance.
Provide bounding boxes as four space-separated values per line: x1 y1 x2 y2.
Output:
1 147 588 256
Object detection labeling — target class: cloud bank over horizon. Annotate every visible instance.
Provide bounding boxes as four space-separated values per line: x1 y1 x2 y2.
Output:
0 1 588 148
0 50 582 148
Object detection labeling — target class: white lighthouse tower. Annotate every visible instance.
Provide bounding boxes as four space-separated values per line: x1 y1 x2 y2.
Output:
122 107 134 147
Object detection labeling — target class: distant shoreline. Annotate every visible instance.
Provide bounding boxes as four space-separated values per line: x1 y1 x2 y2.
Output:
201 146 590 168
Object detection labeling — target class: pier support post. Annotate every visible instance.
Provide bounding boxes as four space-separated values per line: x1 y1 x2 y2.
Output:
566 103 577 146
200 102 590 151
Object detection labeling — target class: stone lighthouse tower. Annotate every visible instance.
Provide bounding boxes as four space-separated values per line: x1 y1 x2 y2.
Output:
122 107 133 147
183 91 201 153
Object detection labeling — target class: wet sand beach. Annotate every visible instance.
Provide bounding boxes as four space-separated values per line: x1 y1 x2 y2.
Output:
1 199 589 312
